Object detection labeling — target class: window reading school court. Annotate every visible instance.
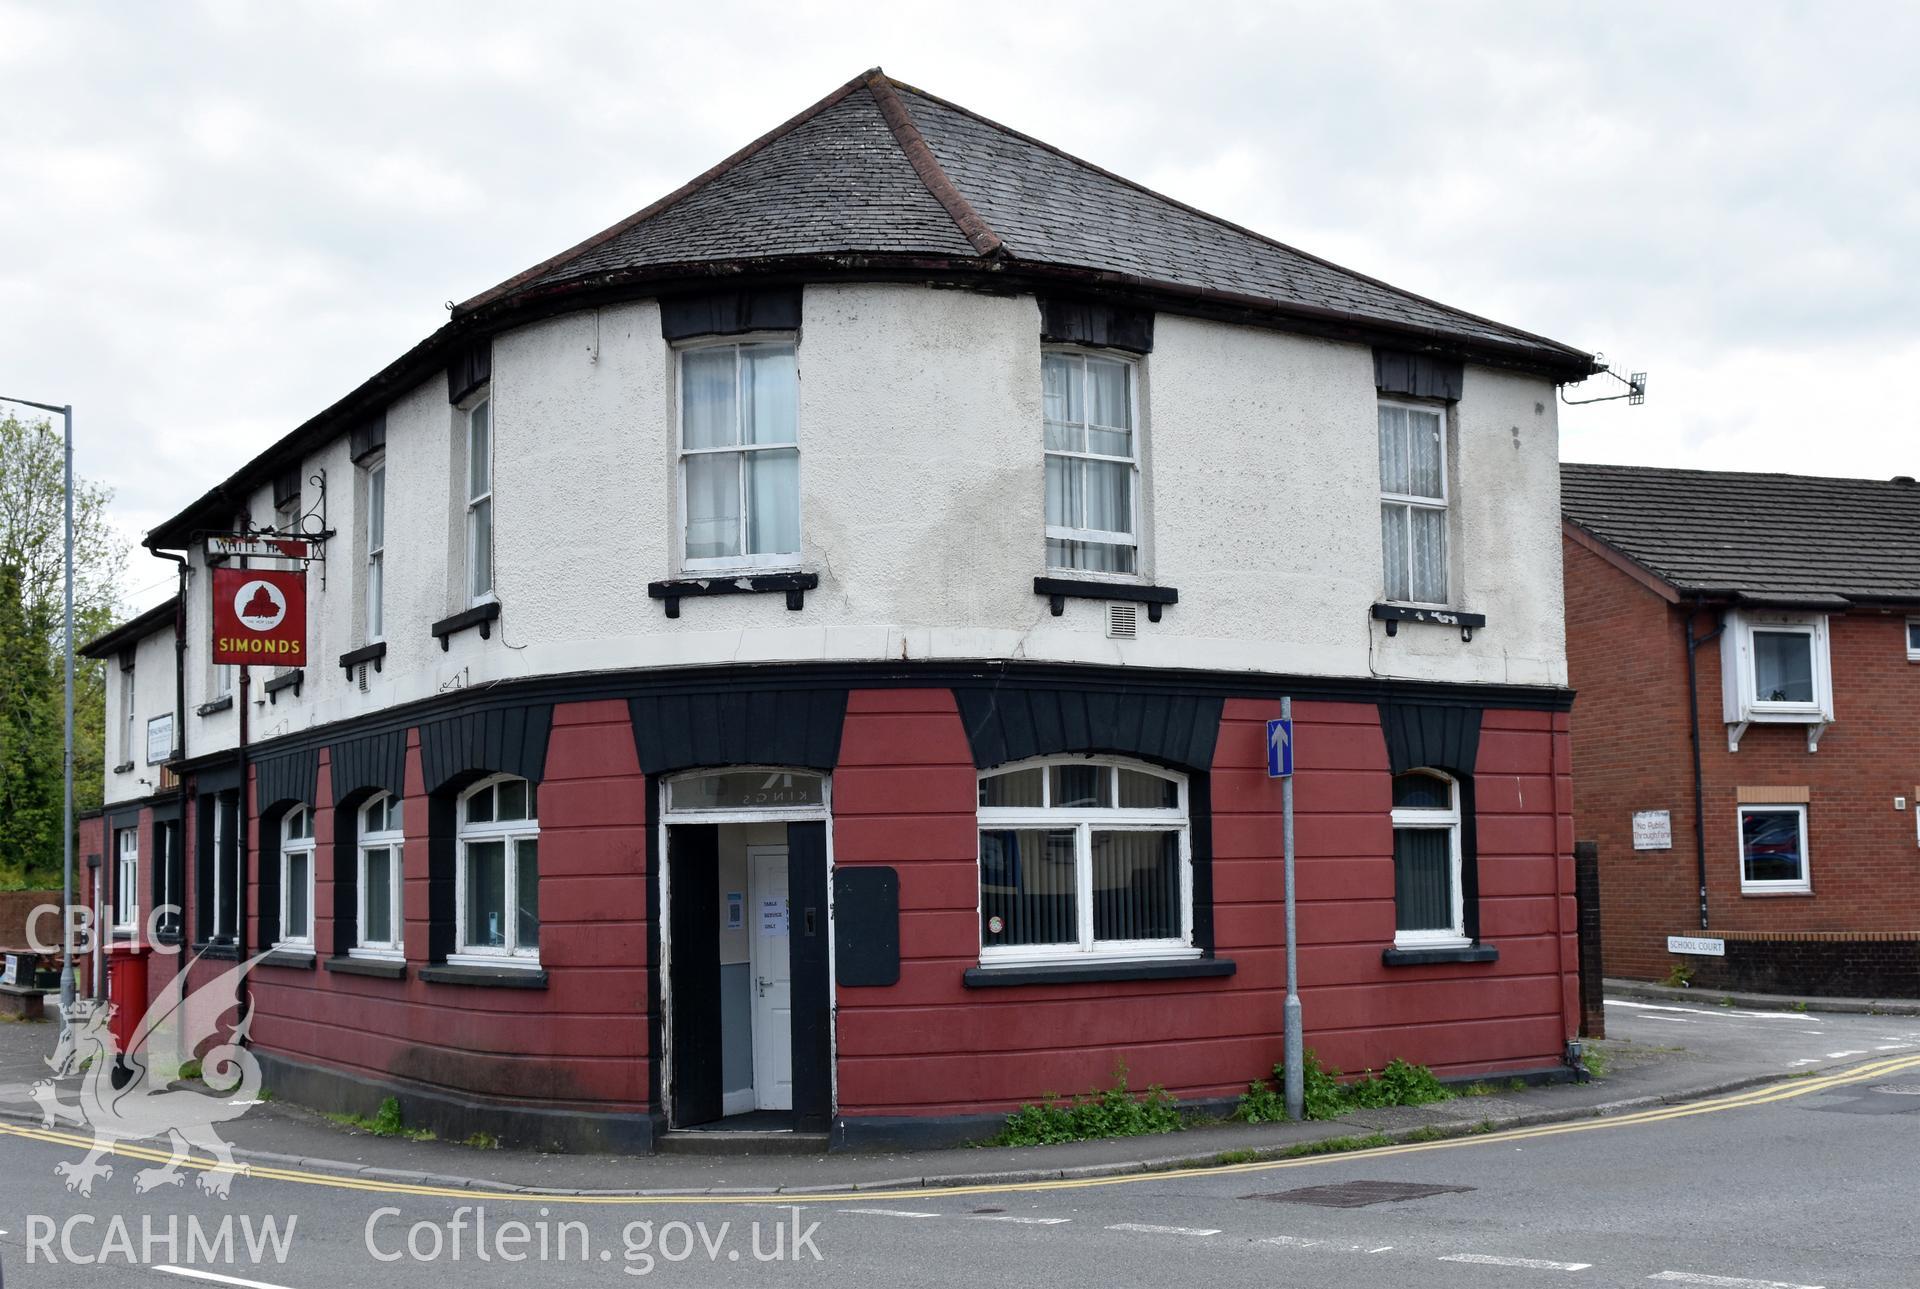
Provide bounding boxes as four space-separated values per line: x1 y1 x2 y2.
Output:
976 757 1192 966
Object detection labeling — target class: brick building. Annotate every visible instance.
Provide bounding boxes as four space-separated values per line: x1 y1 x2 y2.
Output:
1563 464 1920 997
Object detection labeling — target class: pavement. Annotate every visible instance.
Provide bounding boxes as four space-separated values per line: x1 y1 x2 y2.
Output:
3 995 1918 1197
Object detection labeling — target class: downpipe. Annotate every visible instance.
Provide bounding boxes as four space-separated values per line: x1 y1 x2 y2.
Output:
1684 603 1726 931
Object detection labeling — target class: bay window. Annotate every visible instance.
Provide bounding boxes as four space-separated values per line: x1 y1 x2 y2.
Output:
1720 611 1834 750
977 757 1191 964
454 774 540 965
1379 401 1449 605
355 792 403 958
678 340 799 570
1043 350 1139 575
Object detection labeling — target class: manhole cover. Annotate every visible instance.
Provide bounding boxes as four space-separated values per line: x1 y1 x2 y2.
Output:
1869 1083 1920 1096
1243 1181 1475 1208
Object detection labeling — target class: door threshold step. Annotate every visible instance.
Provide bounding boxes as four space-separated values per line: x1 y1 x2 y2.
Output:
657 1130 830 1156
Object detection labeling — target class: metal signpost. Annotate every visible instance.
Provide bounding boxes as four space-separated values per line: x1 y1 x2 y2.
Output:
1267 703 1302 1121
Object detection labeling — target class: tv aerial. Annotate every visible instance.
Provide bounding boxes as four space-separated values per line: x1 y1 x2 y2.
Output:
1561 357 1647 406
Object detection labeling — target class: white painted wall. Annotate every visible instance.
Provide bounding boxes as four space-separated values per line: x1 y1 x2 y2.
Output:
164 282 1568 756
101 620 179 806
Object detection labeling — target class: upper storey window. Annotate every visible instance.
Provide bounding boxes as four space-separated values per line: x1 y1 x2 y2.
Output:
1043 350 1139 576
364 456 387 642
1721 610 1834 750
466 395 494 605
1378 401 1449 606
678 340 799 571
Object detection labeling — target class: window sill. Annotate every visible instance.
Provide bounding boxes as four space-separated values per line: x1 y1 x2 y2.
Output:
1371 603 1486 641
420 962 548 989
1739 886 1814 898
1382 943 1499 967
260 948 315 969
195 696 234 717
111 761 135 774
963 956 1234 988
338 641 386 675
1033 576 1177 622
192 940 239 961
431 600 501 650
264 670 303 703
648 572 818 619
325 956 407 980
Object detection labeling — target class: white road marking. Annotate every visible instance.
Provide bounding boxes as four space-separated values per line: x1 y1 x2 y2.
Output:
1825 1050 1866 1058
1261 1234 1330 1248
1442 1253 1593 1271
1369 1245 1395 1253
155 1267 300 1289
1875 1044 1910 1051
969 1214 1071 1225
1648 1272 1823 1289
1108 1222 1220 1237
836 1208 942 1219
1788 1059 1819 1066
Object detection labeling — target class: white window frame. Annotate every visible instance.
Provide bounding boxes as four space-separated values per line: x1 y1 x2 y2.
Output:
277 806 317 953
114 827 138 932
364 456 387 643
1378 398 1451 608
464 394 494 606
1390 769 1468 949
675 335 802 575
120 665 136 767
450 773 541 968
1042 347 1142 580
1721 611 1834 750
1906 618 1920 663
354 792 404 960
975 756 1194 968
209 794 233 941
1737 803 1811 894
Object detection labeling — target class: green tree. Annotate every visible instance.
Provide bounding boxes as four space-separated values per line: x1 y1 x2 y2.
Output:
0 413 126 886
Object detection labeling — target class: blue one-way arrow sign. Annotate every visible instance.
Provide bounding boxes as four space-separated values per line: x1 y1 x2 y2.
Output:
1266 717 1293 778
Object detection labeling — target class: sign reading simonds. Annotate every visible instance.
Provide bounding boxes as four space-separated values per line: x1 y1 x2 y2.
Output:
211 566 307 666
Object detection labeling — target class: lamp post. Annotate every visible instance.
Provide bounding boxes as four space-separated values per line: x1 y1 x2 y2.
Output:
2 395 76 1029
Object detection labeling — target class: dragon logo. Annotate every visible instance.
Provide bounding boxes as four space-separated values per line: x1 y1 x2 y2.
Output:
32 951 270 1198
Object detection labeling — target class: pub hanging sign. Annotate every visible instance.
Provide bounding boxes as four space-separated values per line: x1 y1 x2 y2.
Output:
211 566 308 666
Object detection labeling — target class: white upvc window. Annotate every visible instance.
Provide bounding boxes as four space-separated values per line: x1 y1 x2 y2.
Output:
452 774 540 966
677 339 800 571
1906 618 1920 662
364 457 386 642
1738 803 1811 894
120 665 135 767
209 794 235 941
1720 611 1834 750
1379 400 1449 606
976 757 1192 966
1391 770 1467 948
114 828 138 931
355 792 404 958
278 806 316 951
465 396 494 605
1042 349 1140 576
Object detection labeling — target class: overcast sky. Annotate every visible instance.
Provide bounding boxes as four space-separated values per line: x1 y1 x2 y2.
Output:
4 1 1915 611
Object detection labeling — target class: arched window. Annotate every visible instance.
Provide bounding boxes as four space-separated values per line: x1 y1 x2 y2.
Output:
976 757 1191 964
277 806 316 951
355 792 404 959
454 774 540 965
1391 770 1465 946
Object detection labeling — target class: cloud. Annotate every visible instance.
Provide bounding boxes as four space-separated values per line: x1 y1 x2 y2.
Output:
2 1 1915 612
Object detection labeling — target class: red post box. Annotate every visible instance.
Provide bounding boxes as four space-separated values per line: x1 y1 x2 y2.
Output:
106 943 151 1055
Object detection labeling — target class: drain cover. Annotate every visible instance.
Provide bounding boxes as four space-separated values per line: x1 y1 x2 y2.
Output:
1244 1181 1475 1208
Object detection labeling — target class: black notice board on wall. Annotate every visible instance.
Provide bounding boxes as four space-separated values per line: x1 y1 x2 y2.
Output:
833 866 900 988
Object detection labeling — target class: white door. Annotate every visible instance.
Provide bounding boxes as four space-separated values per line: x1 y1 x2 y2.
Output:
748 846 793 1111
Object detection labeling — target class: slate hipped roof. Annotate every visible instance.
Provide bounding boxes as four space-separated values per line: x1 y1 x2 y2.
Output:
466 68 1592 371
148 68 1593 548
1561 462 1920 606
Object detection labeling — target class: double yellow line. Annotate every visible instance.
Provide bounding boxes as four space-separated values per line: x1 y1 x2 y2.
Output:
5 1054 1915 1206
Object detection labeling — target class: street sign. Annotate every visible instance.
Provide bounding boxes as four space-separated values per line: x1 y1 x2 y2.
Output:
1667 935 1725 957
207 533 310 561
1633 810 1673 850
211 566 307 666
1266 717 1294 778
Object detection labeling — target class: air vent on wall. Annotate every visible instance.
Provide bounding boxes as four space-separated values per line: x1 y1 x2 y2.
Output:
357 663 370 693
1106 602 1138 639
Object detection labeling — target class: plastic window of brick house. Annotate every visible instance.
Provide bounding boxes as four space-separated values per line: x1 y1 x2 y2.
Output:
1738 803 1811 894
